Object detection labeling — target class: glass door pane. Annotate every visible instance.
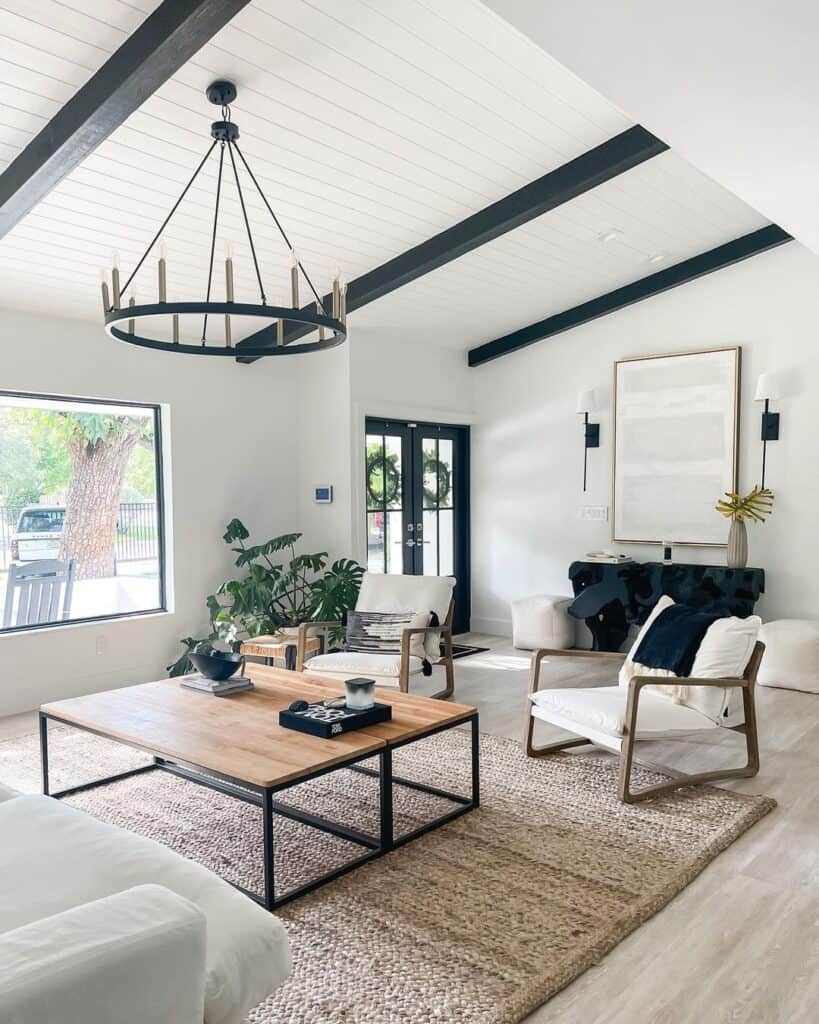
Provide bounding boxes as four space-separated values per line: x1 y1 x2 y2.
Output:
419 436 454 576
365 425 412 574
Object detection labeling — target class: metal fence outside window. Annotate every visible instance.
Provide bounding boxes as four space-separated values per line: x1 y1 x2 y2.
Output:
0 502 158 570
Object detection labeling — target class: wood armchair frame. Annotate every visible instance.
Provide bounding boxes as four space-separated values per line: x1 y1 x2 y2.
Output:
524 643 764 803
295 600 455 700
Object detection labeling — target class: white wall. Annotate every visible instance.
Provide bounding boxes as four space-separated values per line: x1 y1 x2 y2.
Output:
0 310 299 716
294 342 353 561
470 242 819 634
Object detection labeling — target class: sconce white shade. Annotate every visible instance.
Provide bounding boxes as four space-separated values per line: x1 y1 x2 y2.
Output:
576 388 597 414
754 373 781 402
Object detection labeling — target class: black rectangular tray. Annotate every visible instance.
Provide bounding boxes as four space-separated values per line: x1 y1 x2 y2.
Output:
279 701 392 739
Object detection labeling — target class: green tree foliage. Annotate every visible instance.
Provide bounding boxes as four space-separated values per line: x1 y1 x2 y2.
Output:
0 409 71 504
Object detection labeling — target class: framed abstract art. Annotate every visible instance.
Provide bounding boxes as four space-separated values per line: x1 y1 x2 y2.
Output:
613 346 740 546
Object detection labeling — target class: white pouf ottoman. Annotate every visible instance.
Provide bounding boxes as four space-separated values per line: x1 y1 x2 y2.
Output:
511 594 575 650
757 619 819 694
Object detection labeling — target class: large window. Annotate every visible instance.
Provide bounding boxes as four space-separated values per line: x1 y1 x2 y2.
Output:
0 392 166 633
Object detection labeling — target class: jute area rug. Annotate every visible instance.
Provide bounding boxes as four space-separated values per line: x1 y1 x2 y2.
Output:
0 725 774 1024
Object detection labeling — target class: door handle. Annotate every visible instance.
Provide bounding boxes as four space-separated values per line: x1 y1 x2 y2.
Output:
405 540 415 547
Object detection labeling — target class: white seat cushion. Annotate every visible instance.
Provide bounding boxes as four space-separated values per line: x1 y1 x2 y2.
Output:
305 650 424 682
530 685 718 747
0 795 291 1024
758 619 819 693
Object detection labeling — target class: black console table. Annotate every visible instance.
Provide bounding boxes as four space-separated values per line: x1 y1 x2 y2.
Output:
568 560 765 652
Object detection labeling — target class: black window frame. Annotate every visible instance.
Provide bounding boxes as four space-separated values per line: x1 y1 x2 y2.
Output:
0 389 168 635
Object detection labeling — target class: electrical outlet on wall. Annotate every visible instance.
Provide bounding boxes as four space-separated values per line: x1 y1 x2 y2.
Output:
577 505 609 522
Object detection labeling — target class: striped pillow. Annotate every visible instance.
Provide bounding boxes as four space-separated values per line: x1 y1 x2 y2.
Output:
346 610 432 661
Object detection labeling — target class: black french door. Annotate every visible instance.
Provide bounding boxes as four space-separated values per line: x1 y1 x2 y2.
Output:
365 418 470 634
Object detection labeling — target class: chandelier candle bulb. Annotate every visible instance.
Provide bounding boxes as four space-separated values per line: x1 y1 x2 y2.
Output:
128 296 136 334
100 279 111 315
111 266 121 308
158 257 167 303
290 250 299 307
277 317 285 346
172 310 179 344
332 271 341 319
340 282 347 323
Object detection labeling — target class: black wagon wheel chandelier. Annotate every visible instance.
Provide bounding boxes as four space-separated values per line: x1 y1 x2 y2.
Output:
100 80 347 357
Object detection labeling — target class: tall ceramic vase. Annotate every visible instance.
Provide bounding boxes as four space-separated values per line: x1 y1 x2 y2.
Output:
727 518 748 569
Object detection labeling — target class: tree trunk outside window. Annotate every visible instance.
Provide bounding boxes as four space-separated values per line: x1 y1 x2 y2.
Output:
60 429 141 579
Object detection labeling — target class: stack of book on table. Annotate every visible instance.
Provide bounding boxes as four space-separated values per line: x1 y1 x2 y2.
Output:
181 675 253 697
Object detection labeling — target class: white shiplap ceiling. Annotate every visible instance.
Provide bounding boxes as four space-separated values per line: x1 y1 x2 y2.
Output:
0 0 771 351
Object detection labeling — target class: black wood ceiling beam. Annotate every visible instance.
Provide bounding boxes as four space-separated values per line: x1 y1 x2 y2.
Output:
236 124 668 361
467 224 793 367
0 0 251 239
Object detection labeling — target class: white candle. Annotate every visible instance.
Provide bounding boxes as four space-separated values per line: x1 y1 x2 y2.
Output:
290 249 299 307
128 295 136 334
317 296 326 341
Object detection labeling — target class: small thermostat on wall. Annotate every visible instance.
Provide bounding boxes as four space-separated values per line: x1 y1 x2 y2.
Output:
314 486 333 503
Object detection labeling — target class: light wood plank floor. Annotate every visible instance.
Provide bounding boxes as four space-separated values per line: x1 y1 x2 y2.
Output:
2 635 816 1023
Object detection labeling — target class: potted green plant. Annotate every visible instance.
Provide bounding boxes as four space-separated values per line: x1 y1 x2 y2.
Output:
168 519 364 675
715 486 773 568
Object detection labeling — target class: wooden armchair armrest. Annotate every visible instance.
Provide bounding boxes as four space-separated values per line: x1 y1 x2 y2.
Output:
629 674 748 692
296 620 342 671
530 647 625 694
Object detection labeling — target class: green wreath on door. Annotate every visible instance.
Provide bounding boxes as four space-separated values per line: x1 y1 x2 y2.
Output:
423 454 451 507
366 449 401 507
366 447 452 508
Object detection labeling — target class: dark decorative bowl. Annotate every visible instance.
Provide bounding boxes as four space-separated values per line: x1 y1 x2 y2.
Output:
189 650 244 681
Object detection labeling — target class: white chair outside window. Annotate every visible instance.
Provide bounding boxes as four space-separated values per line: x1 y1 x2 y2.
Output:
3 559 75 629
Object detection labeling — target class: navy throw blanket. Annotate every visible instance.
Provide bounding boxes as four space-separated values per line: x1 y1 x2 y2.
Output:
634 604 722 678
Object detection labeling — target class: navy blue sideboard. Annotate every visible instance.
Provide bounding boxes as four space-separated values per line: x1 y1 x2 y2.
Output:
568 560 765 651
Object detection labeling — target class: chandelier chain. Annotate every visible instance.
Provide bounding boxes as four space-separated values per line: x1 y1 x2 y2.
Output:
226 140 267 305
120 140 217 299
201 141 226 343
232 140 327 315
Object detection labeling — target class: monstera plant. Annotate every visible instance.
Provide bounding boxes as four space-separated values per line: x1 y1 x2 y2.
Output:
168 519 364 676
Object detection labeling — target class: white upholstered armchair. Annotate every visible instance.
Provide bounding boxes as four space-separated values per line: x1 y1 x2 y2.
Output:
298 572 456 699
524 597 765 802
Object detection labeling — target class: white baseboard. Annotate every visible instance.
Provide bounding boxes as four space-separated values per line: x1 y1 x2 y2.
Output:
470 615 513 638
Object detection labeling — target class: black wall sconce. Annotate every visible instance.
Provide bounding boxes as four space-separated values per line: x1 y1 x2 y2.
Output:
754 373 780 488
576 389 600 492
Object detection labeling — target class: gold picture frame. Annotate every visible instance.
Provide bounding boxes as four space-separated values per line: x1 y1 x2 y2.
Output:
612 346 740 546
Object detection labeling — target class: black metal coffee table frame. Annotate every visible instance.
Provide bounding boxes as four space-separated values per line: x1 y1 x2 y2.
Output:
38 710 479 911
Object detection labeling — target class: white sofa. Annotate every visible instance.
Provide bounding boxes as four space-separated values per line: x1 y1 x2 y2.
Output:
0 784 291 1024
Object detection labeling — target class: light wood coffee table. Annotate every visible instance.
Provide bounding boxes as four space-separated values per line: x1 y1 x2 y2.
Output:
39 665 478 911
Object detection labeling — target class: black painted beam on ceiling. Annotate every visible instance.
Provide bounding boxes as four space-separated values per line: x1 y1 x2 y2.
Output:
467 224 793 367
236 124 668 362
0 0 251 239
